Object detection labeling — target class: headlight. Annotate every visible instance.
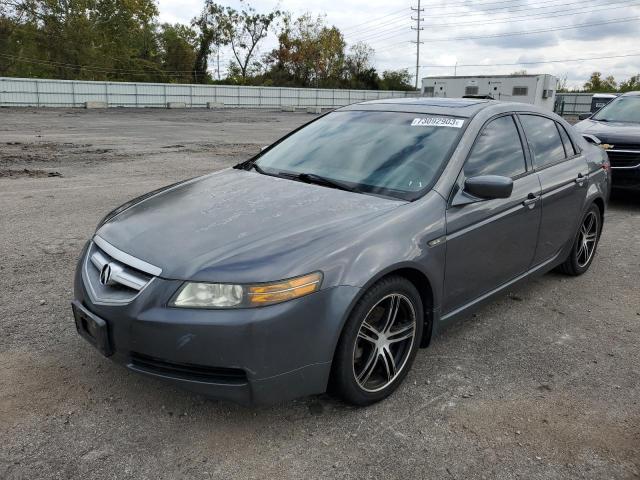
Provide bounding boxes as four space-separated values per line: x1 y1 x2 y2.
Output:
170 272 323 309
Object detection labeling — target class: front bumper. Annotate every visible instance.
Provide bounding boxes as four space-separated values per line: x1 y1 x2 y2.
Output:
611 166 640 190
73 254 361 405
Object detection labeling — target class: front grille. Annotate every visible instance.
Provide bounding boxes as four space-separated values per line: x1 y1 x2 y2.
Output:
83 239 155 304
607 150 640 168
130 353 248 384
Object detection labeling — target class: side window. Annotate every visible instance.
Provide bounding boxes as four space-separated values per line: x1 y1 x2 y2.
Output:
519 115 566 168
464 116 527 179
557 123 577 157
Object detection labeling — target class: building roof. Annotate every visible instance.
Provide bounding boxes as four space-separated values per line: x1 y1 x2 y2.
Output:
421 74 551 80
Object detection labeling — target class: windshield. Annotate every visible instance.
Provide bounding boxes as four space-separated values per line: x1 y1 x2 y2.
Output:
592 95 640 123
255 110 465 200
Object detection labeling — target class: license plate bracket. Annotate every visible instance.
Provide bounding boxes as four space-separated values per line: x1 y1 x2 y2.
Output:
72 301 113 357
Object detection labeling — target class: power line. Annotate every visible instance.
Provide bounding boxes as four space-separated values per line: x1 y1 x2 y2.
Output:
418 0 639 28
347 0 638 44
418 52 640 68
0 53 198 76
340 8 409 33
421 15 640 42
344 0 579 39
360 13 640 46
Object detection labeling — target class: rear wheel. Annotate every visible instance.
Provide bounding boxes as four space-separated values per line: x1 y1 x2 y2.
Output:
331 276 423 406
558 204 602 276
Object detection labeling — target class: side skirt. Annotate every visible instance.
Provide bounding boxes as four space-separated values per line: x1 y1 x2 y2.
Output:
434 251 564 332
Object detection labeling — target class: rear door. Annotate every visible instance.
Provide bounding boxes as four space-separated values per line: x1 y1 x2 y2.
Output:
518 115 588 265
443 114 542 313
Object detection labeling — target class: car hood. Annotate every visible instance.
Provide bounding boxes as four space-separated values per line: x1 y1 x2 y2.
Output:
96 168 405 281
574 119 640 144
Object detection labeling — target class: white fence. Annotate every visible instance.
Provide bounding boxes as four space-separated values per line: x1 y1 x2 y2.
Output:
0 77 416 108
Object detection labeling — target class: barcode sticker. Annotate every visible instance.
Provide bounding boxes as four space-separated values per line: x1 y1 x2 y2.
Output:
411 117 465 128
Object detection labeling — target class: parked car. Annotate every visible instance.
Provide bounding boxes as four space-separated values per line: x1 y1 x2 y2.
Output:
577 93 618 121
72 98 610 406
575 91 640 191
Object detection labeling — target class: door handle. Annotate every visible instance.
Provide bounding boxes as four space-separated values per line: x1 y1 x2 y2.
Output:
575 173 587 186
522 192 538 208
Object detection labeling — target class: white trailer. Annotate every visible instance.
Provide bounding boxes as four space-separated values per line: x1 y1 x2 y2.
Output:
421 74 558 110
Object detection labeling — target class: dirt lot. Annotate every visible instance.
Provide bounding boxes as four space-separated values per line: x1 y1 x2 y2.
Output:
0 108 639 480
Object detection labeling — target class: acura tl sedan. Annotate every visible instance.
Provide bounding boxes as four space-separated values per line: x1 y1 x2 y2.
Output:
72 98 610 406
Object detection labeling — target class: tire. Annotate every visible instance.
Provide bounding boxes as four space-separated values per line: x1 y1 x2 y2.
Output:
331 276 424 406
558 203 602 276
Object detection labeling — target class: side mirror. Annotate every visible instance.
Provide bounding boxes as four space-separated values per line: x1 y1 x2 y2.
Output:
464 175 514 200
578 113 592 121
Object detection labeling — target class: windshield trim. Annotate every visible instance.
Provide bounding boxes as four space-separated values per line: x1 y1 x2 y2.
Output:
244 110 470 202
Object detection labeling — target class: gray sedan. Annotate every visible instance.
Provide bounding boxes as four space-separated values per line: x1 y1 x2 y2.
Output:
72 98 610 406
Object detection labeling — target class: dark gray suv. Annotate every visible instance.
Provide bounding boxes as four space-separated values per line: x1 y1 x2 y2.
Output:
72 98 610 406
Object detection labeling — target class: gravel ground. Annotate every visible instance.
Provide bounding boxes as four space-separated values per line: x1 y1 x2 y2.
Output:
0 108 639 480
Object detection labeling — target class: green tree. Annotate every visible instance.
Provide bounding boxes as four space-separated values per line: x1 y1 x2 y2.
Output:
192 1 228 83
264 13 346 88
379 69 414 91
159 23 198 83
345 42 378 89
619 74 640 92
224 0 280 81
583 71 617 92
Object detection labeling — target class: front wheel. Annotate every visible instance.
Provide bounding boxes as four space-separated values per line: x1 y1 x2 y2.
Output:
331 276 423 406
558 204 602 276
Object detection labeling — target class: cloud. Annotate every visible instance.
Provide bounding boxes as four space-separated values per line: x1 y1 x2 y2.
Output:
156 0 640 86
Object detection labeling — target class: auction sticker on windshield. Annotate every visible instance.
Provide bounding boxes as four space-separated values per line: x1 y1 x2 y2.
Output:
411 117 465 128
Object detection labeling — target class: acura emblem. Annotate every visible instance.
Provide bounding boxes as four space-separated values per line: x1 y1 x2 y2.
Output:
99 263 112 285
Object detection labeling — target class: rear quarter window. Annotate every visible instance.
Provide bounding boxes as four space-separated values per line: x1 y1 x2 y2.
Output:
519 115 566 168
557 123 577 157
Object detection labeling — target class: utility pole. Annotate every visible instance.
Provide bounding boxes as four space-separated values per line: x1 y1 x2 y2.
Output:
216 46 221 80
411 0 424 90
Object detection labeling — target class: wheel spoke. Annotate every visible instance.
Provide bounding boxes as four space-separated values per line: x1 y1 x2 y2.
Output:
356 347 380 385
584 214 595 233
388 323 415 343
380 346 396 382
585 232 597 242
381 295 400 333
358 321 379 344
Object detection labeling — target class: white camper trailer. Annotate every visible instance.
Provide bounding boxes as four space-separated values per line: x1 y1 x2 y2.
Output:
421 74 558 110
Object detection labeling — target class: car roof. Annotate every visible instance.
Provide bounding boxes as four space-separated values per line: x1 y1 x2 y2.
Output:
621 91 640 97
338 96 553 118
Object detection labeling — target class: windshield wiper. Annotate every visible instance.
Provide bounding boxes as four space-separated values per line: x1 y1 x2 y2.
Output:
281 172 358 193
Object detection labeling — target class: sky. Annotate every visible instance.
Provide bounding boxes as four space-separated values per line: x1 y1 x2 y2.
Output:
156 0 640 88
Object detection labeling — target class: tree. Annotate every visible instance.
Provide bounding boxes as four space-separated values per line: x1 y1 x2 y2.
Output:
557 74 569 93
264 13 347 88
619 74 640 93
583 71 617 92
379 69 414 91
511 69 528 75
159 23 197 83
223 1 280 81
345 42 378 89
192 1 228 83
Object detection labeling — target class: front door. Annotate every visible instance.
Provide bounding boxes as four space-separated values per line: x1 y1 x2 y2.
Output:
443 114 542 314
